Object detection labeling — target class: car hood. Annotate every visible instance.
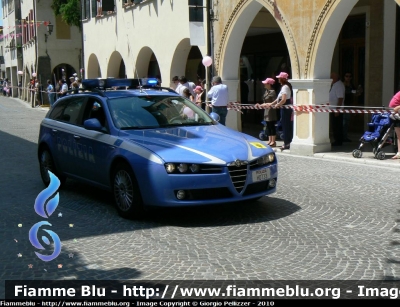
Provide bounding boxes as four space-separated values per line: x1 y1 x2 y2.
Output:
118 125 273 164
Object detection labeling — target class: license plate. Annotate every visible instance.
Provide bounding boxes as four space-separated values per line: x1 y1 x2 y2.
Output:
252 167 270 182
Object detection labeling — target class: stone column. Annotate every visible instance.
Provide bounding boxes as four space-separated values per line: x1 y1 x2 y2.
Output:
290 79 332 155
223 79 241 131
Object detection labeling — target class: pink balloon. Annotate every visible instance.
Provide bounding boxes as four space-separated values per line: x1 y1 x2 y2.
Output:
202 56 213 67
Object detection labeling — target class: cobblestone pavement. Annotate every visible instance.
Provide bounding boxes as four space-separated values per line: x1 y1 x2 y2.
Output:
1 97 400 298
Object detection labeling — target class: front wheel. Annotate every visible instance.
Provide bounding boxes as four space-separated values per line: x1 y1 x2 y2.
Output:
375 151 385 160
112 163 145 219
39 148 66 186
352 149 362 158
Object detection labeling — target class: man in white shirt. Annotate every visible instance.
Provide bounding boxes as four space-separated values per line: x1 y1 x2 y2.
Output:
207 76 229 125
329 72 345 146
170 76 179 91
176 76 195 96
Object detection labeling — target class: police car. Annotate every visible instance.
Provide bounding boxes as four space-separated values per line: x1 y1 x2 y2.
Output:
38 78 278 219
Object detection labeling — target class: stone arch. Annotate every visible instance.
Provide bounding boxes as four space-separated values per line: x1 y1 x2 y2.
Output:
170 38 192 79
216 0 299 80
107 51 126 78
135 47 159 79
306 0 358 79
87 54 102 78
52 64 77 81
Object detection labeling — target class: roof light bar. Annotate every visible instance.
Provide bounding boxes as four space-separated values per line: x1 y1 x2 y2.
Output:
81 78 159 90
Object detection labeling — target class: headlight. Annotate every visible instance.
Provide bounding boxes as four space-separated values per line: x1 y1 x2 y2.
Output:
267 153 275 162
257 154 275 166
190 164 200 173
165 163 175 173
164 163 201 174
177 163 188 173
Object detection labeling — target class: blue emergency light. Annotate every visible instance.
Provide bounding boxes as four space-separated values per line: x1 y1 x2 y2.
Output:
81 78 159 90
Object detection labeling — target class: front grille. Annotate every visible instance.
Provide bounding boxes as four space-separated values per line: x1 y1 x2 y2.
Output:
228 164 248 193
199 165 223 174
249 159 259 170
179 188 232 200
243 180 271 196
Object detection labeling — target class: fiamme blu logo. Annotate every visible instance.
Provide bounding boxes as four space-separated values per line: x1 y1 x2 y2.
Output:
28 171 62 261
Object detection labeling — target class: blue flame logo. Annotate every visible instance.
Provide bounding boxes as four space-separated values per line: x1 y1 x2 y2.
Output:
29 171 62 262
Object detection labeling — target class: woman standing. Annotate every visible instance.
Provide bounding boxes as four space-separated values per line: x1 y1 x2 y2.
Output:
47 80 55 107
258 78 277 147
265 72 293 150
389 91 400 159
194 85 205 109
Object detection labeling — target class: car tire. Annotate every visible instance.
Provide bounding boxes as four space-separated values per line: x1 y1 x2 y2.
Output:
39 148 66 186
112 162 146 219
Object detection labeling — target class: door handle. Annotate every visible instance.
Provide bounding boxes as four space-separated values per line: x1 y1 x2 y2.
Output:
73 135 81 140
52 129 58 132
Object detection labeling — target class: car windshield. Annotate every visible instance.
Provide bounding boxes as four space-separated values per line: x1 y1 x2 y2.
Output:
108 95 214 129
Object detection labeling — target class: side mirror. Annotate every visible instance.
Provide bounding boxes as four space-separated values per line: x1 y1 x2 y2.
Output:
84 118 103 131
209 112 220 122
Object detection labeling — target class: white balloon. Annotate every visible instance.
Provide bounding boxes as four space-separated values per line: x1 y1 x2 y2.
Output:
202 56 213 67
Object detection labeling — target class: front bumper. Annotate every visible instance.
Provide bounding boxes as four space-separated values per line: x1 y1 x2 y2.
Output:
135 162 278 207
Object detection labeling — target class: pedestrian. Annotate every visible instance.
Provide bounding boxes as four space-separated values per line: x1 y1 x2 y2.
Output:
257 78 277 147
171 76 179 91
76 78 83 93
47 80 56 107
71 80 80 94
58 79 68 97
176 76 195 97
18 80 22 98
207 76 229 125
264 72 293 150
194 85 205 109
329 72 345 146
6 79 11 97
69 76 75 92
182 87 194 102
29 79 35 106
34 80 41 107
3 78 10 97
389 91 400 159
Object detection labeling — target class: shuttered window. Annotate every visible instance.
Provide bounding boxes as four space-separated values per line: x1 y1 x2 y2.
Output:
55 15 71 40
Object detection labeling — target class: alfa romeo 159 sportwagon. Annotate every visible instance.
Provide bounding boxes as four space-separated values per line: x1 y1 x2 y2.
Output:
38 78 278 219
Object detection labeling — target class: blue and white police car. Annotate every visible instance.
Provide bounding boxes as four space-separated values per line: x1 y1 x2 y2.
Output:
38 78 278 219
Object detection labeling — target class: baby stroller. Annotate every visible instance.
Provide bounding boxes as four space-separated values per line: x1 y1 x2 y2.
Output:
259 120 284 141
352 112 395 160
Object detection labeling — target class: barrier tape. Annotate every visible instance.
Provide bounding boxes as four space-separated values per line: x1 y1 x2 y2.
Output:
226 102 396 114
2 85 396 115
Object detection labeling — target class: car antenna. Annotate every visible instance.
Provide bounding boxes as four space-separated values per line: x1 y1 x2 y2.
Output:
134 67 144 93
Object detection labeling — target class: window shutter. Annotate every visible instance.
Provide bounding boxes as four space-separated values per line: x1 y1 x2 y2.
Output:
85 0 90 19
91 0 97 17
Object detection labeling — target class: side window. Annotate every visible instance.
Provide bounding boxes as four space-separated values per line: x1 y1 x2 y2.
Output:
48 100 68 120
50 97 87 125
83 99 109 132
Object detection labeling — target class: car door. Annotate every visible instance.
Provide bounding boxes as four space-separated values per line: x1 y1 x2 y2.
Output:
46 99 74 174
74 98 113 186
53 96 88 178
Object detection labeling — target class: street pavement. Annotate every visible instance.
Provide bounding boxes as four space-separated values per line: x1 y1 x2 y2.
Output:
1 96 400 298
